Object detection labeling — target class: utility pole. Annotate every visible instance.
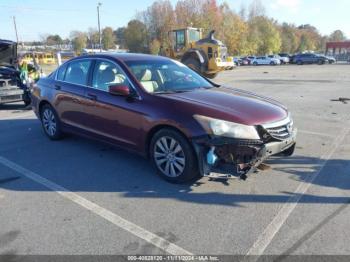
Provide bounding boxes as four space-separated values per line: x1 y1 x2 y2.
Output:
13 16 19 43
97 2 102 52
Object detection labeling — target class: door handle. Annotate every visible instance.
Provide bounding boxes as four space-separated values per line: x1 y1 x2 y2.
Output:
87 93 97 101
54 84 61 90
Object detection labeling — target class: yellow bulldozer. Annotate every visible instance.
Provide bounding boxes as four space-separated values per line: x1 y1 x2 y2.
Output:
161 27 234 79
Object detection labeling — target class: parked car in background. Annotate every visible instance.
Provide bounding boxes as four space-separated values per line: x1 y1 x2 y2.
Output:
31 53 297 183
240 56 252 65
293 53 328 65
233 57 242 66
248 56 256 64
323 55 336 64
252 56 281 65
277 53 290 64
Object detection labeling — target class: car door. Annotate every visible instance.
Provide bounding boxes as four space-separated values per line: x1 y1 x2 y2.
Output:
54 59 92 130
304 54 313 64
83 58 143 149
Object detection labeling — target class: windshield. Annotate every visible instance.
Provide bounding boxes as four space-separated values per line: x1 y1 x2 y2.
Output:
124 59 214 93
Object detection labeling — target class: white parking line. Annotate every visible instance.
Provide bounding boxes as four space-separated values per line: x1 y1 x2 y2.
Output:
298 129 334 138
0 156 192 255
246 127 349 256
0 111 35 120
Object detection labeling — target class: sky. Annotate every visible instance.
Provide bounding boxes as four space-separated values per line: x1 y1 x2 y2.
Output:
0 0 349 42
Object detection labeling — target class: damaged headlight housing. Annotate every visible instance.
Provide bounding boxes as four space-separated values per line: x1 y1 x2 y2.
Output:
194 115 260 140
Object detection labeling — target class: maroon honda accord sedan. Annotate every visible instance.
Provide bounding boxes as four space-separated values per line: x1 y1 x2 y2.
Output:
31 53 297 182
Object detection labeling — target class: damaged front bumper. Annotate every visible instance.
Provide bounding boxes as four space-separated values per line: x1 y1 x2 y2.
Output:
192 128 297 179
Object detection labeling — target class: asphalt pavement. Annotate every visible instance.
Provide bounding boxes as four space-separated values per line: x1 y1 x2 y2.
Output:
0 64 349 257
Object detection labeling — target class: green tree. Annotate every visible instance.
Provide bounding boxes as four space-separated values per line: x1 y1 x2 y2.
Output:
124 20 149 53
114 27 126 48
329 30 347 41
149 39 161 54
46 35 63 46
138 0 175 48
102 27 116 50
87 28 100 49
220 3 248 55
248 16 281 55
70 31 87 53
280 23 298 53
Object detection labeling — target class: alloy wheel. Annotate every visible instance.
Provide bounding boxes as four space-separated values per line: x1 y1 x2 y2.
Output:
154 136 186 177
42 108 57 137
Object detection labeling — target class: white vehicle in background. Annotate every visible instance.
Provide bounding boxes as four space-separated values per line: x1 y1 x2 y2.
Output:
269 54 289 64
278 53 290 64
252 56 281 65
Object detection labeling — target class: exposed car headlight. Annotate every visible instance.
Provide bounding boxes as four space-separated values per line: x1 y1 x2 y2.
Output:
194 115 260 140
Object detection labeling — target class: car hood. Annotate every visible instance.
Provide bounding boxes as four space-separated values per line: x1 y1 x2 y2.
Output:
163 87 288 126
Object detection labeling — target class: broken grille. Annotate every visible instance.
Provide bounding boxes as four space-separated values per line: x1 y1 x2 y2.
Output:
263 116 293 141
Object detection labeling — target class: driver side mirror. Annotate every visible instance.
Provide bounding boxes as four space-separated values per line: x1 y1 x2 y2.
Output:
109 84 130 96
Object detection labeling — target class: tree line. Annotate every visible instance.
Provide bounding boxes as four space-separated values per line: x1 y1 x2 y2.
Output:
39 0 348 56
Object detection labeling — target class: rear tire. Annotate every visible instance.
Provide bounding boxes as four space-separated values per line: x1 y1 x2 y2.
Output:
150 128 199 183
40 104 63 140
183 57 201 74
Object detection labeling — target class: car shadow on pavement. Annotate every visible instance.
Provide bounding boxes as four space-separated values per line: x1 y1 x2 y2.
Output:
0 103 30 111
0 118 349 207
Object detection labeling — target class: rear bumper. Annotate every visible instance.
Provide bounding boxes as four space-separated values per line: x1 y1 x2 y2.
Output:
192 129 297 178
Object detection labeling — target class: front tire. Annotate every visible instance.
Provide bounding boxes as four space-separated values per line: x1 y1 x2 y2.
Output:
150 128 199 183
40 104 63 140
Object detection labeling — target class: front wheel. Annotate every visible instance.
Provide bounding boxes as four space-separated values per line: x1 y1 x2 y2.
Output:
40 104 63 140
150 128 199 183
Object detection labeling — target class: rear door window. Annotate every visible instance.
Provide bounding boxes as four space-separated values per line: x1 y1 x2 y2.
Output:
56 63 68 81
64 60 91 86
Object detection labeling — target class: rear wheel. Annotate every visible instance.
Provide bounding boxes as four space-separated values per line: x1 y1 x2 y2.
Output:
183 57 201 74
40 104 63 140
317 59 324 65
150 128 199 183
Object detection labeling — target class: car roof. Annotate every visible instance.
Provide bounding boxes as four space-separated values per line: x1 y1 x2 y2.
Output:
77 53 170 63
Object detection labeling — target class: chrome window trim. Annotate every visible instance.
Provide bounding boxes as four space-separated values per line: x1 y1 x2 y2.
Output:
54 57 141 99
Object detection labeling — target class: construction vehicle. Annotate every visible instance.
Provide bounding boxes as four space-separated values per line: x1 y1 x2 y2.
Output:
162 27 234 79
0 40 32 106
